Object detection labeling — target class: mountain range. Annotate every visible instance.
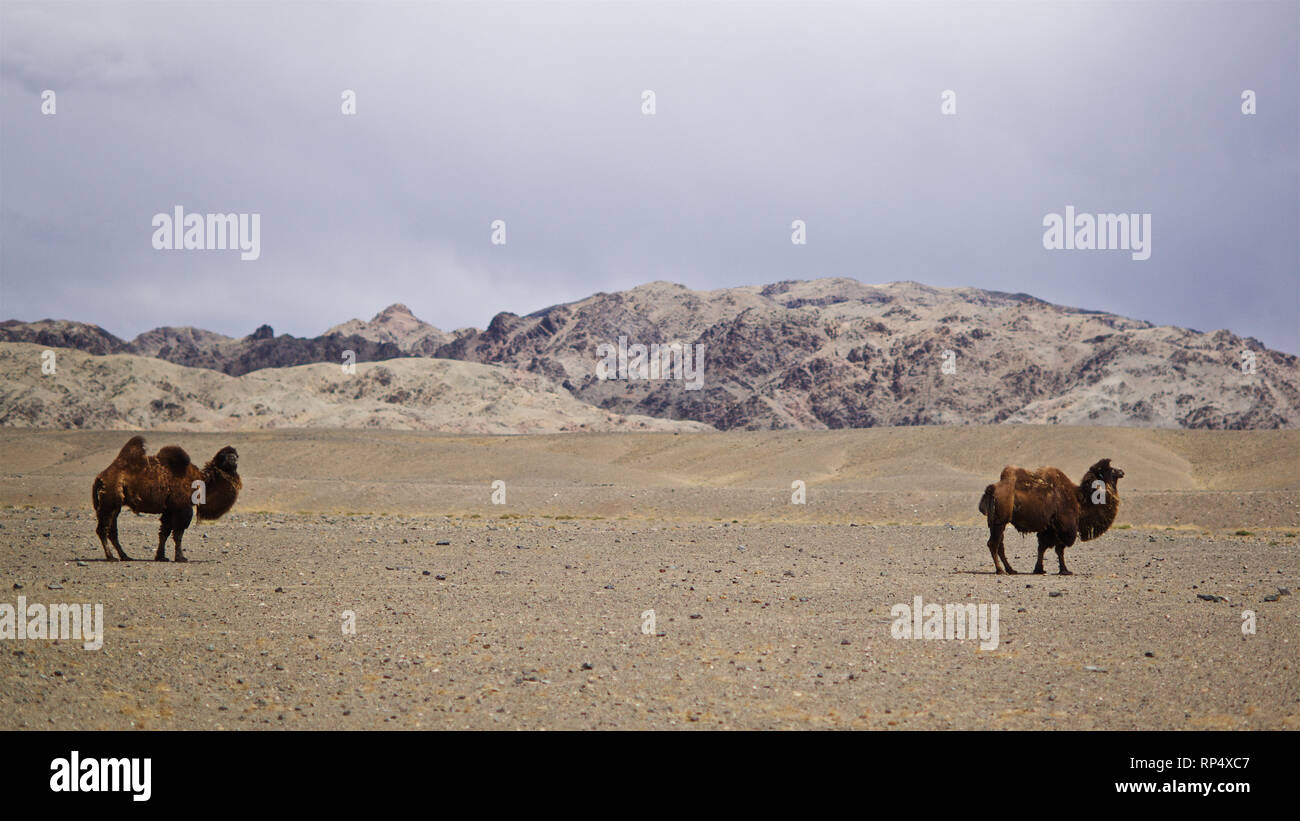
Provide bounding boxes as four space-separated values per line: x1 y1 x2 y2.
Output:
3 278 1296 431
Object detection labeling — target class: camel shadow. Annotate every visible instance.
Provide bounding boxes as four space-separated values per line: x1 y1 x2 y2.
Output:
952 568 1090 577
69 555 215 564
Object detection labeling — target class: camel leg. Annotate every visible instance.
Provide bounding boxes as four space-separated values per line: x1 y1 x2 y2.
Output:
154 511 173 561
997 539 1017 574
106 509 131 561
96 505 118 561
1034 532 1054 574
1055 544 1072 575
986 525 1006 573
172 505 193 563
987 524 1015 574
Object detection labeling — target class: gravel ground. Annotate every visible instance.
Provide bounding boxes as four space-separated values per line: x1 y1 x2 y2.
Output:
2 505 1296 730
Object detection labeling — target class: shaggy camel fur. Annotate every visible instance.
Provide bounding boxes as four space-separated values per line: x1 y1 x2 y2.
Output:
92 436 241 561
978 458 1123 575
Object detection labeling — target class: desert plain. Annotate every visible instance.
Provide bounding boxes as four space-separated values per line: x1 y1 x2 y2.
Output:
1 425 1297 729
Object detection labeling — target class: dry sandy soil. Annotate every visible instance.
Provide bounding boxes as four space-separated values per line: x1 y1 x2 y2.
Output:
1 426 1297 729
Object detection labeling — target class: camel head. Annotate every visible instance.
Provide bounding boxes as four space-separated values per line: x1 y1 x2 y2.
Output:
1087 458 1124 488
211 446 239 475
196 445 241 521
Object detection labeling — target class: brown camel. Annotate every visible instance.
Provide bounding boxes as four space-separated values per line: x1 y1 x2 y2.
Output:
91 436 241 562
978 458 1123 575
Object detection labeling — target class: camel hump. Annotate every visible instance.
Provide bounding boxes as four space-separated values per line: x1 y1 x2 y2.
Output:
116 435 148 468
155 445 192 475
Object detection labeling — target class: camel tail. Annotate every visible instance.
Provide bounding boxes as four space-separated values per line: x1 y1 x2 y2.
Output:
978 484 995 517
92 476 105 514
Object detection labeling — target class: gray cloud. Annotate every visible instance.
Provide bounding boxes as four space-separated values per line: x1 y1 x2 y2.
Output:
2 0 1296 352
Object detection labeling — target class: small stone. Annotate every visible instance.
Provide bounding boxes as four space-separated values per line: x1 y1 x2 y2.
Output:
47 582 62 590
1048 591 1062 598
689 614 702 619
435 574 447 581
435 541 450 546
1084 665 1107 673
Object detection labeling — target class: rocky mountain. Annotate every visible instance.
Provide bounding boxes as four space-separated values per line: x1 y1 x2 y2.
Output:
324 303 455 355
5 278 1297 430
1 318 407 377
440 280 1300 431
0 318 126 356
0 342 710 434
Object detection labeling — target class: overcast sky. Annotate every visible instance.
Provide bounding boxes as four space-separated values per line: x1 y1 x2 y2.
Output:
2 1 1296 352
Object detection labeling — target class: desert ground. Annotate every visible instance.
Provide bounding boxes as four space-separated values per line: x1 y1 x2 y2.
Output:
1 426 1297 729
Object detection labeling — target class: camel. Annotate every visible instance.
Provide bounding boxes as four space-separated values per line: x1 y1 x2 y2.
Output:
978 458 1123 575
92 436 241 562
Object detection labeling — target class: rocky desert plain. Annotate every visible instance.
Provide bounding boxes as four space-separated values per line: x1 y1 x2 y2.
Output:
1 279 1297 730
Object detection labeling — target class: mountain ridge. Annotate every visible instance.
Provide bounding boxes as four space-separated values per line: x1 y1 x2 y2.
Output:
4 278 1295 430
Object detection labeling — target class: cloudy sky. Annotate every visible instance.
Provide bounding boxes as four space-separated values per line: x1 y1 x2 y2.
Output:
1 0 1296 352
